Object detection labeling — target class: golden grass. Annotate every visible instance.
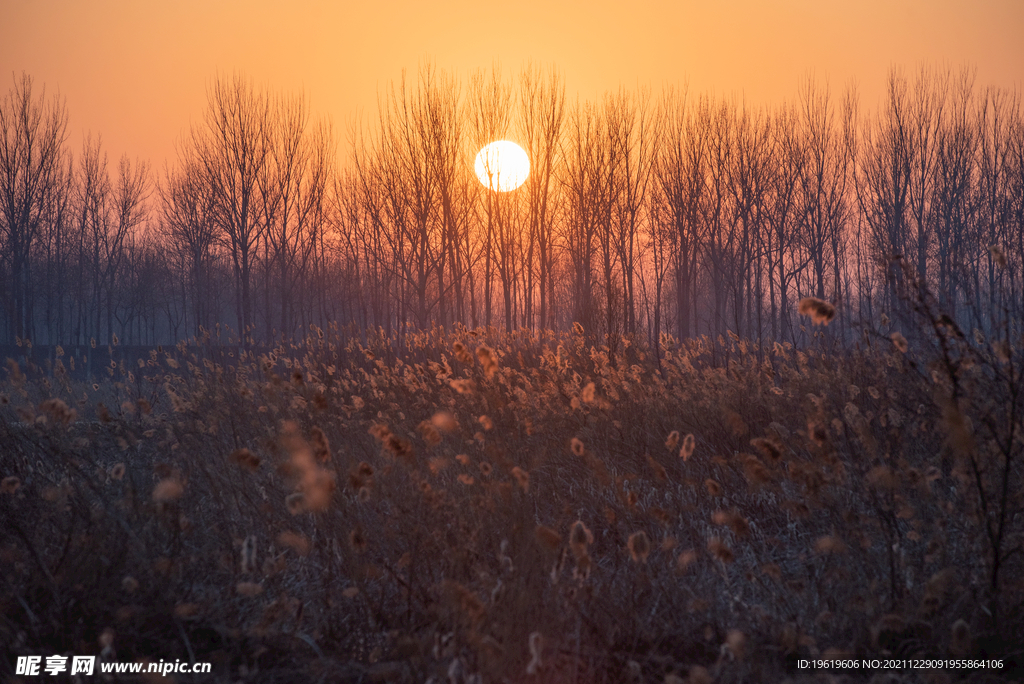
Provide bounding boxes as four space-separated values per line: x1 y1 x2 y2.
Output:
0 324 1022 681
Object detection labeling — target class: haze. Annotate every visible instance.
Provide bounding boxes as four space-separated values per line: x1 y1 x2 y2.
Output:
2 0 1022 169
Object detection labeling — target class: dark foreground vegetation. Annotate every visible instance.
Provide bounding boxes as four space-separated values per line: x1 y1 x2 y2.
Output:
2 293 1023 683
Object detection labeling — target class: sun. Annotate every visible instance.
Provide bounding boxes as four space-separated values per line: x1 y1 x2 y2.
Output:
474 141 530 192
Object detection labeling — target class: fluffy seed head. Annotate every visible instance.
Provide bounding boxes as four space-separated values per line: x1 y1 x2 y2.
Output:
949 619 971 656
279 421 336 510
680 434 695 461
310 427 331 462
450 379 476 395
535 525 561 551
799 297 836 325
453 341 473 364
725 630 746 660
511 466 530 492
276 531 310 556
689 666 713 684
569 520 593 560
628 531 651 563
39 398 76 426
229 448 261 472
476 345 498 379
712 509 749 536
708 537 734 563
153 478 184 503
677 549 698 572
814 535 847 555
750 437 782 463
646 455 668 481
431 411 458 432
740 454 770 488
418 420 441 446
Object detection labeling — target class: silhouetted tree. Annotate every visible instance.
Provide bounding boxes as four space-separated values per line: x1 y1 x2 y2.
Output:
0 73 69 343
796 76 854 329
561 100 606 339
160 155 219 337
607 86 660 344
190 74 271 340
518 64 565 332
2 67 1022 353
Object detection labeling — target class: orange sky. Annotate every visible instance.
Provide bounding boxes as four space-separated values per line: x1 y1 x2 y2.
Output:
3 0 1022 172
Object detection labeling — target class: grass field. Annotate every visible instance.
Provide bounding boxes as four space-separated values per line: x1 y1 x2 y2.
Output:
1 321 1022 683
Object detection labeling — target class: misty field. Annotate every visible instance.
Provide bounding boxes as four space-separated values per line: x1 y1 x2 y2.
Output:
1 318 1022 683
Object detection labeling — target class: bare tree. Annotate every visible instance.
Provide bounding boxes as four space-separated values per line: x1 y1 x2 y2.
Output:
0 73 70 343
761 104 806 343
417 67 466 329
933 67 978 317
1007 95 1024 317
37 139 74 344
608 86 660 342
361 66 454 332
518 64 565 332
973 85 1018 327
108 154 151 341
189 73 272 339
796 76 854 329
70 135 149 345
7 66 1022 354
854 68 914 323
161 154 219 337
701 98 735 339
560 99 607 339
907 67 949 292
725 102 771 339
469 65 515 329
656 88 706 341
259 91 336 340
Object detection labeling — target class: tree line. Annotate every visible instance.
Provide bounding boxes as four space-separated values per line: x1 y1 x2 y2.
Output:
1 65 1022 351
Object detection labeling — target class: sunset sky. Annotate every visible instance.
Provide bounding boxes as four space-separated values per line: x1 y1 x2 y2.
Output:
3 0 1022 171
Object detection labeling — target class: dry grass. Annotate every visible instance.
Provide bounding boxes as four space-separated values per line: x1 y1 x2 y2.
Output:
0 323 1022 682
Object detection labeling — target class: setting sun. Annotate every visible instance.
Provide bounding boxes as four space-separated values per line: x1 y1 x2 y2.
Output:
474 140 530 192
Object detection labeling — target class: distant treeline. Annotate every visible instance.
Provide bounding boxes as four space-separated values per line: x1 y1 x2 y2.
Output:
1 65 1021 351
